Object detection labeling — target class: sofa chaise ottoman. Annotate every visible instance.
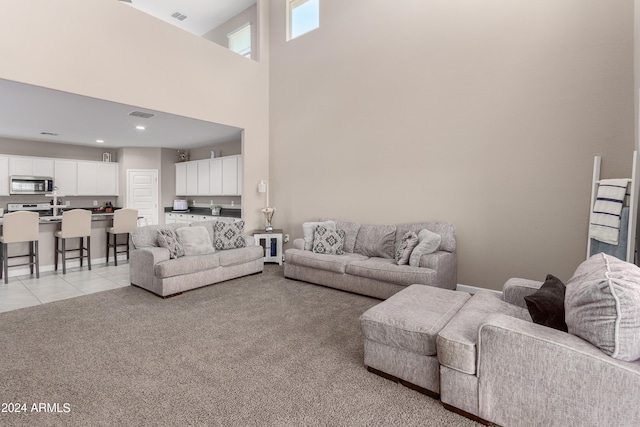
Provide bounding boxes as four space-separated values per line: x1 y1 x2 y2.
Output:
129 219 264 297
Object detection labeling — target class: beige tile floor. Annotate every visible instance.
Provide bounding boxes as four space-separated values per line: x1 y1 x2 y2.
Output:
0 262 131 313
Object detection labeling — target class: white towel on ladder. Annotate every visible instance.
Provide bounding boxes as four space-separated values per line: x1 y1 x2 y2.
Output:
589 178 630 245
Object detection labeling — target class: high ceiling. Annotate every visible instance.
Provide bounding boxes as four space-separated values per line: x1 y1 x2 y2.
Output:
0 1 256 150
121 0 257 36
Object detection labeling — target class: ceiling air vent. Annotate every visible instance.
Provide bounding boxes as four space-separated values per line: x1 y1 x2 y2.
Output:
40 132 59 136
171 12 188 21
129 111 155 119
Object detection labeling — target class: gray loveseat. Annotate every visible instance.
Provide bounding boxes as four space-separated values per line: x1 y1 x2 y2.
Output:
284 218 456 299
129 220 264 297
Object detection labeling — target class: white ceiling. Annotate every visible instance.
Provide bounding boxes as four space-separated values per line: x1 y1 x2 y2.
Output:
122 0 257 37
0 78 242 150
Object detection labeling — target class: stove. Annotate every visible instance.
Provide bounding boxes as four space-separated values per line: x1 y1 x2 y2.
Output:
7 203 55 216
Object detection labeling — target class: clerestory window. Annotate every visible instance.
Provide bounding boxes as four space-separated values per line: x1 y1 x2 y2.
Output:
287 0 319 40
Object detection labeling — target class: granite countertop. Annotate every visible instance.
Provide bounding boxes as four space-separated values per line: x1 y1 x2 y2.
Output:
164 206 242 218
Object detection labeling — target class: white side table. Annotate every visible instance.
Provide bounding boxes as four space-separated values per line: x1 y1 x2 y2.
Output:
252 229 283 265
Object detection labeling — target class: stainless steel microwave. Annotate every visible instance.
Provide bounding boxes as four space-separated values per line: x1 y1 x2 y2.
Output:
9 176 54 195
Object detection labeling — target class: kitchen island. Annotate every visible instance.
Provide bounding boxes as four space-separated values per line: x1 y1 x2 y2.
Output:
0 211 122 277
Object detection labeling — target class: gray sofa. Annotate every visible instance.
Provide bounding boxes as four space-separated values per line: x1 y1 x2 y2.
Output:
129 220 264 297
361 252 640 426
284 219 456 299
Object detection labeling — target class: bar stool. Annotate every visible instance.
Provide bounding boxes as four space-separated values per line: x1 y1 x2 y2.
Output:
55 209 92 274
106 208 138 266
0 211 40 284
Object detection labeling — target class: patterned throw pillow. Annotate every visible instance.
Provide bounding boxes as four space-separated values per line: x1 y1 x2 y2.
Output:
312 225 346 255
213 220 246 250
156 228 185 259
395 231 419 265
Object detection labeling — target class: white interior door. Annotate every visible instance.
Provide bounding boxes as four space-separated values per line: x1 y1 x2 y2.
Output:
127 169 159 225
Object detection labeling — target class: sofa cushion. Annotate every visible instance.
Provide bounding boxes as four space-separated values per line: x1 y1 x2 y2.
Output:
216 245 264 267
345 257 437 286
354 224 396 258
565 253 640 361
312 226 345 255
395 222 456 253
156 228 185 259
524 274 568 332
302 220 336 251
437 291 531 375
285 249 368 274
320 218 361 253
176 226 215 256
214 220 246 250
409 229 442 267
360 285 470 356
395 231 419 265
132 223 180 249
154 253 221 279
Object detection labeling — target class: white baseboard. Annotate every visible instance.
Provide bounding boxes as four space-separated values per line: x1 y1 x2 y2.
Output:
456 283 502 295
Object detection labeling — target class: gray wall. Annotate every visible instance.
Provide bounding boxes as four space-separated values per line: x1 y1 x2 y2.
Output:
269 0 635 290
203 3 258 61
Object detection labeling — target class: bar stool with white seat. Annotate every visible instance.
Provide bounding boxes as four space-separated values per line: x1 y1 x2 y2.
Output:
55 209 92 274
106 208 138 266
0 211 40 284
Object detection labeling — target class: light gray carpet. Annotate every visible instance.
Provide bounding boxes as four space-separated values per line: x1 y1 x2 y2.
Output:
0 265 480 427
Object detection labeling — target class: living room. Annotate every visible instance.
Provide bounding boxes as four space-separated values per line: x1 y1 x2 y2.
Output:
0 0 639 425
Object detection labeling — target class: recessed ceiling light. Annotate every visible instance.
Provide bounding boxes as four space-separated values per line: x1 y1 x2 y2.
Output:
96 139 104 144
136 125 146 130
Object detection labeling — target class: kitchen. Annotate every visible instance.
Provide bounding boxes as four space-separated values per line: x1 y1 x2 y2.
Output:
0 78 244 278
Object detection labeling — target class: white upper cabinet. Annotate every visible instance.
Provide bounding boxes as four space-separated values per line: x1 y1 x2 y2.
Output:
77 161 119 196
222 156 241 195
186 162 198 195
197 160 210 195
9 156 54 177
175 162 187 195
97 163 118 195
175 155 242 196
0 156 8 196
54 160 78 196
209 159 223 195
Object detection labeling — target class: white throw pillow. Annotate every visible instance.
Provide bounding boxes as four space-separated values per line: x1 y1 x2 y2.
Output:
302 221 336 251
409 229 442 267
176 226 215 256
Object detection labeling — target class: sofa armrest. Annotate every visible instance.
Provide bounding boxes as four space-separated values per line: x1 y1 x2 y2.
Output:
477 314 640 426
131 247 170 265
419 251 457 290
292 238 305 250
502 278 544 308
242 234 256 247
129 247 170 288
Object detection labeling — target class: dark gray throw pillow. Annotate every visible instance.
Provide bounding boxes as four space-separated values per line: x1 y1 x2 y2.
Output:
524 274 568 332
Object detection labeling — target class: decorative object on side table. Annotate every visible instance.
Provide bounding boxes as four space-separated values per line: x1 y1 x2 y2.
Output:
258 179 276 231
